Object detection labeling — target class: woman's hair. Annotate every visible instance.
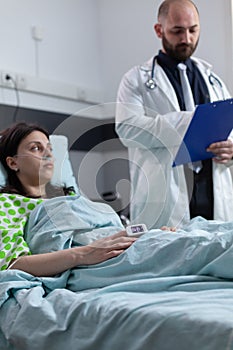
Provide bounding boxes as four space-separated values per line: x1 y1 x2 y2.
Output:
0 122 69 198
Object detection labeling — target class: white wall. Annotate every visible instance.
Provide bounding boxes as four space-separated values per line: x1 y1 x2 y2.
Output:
0 0 232 206
99 0 233 102
0 0 103 114
0 0 232 110
194 0 233 93
98 0 157 102
95 0 233 210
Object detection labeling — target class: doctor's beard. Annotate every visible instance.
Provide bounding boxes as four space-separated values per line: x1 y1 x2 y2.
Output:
162 34 199 61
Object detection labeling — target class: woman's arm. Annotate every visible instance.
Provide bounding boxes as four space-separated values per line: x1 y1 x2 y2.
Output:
9 231 137 277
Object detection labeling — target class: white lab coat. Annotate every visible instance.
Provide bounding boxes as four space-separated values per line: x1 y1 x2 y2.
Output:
116 56 233 229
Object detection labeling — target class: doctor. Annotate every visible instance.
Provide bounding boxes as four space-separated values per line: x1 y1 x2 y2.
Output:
115 0 233 229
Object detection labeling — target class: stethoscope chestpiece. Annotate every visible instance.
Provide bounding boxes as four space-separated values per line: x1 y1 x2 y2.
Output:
145 78 156 90
144 55 158 90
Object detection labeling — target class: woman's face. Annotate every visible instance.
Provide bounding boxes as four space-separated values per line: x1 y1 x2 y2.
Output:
8 130 54 186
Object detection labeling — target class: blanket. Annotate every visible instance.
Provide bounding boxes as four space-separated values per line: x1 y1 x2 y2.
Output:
1 195 233 350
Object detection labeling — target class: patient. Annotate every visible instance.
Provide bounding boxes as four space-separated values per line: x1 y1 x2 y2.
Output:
0 122 175 277
0 122 139 276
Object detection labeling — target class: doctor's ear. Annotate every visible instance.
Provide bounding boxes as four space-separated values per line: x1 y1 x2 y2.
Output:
154 23 163 38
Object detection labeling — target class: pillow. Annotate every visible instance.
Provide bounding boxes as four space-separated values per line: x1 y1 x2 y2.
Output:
0 134 79 194
49 135 79 193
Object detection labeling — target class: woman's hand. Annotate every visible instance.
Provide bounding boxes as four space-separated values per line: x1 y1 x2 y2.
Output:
78 230 137 265
9 230 137 277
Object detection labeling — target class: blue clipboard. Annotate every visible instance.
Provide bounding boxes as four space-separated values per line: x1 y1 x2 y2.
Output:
173 98 233 167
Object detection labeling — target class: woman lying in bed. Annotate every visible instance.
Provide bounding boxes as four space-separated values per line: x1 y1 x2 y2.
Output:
0 122 174 277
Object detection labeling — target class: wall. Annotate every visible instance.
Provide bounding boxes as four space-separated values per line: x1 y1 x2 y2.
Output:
194 0 233 93
99 0 233 102
96 0 233 213
0 0 103 114
0 0 232 108
0 0 232 211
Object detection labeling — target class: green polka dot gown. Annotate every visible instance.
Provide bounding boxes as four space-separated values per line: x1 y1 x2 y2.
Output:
0 193 43 270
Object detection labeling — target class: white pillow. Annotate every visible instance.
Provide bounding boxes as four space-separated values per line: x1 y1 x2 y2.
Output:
0 134 79 194
49 135 79 193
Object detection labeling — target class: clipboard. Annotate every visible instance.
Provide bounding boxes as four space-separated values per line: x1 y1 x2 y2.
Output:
173 98 233 167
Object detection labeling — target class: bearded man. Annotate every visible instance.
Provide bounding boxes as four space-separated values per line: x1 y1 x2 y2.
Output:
115 0 233 229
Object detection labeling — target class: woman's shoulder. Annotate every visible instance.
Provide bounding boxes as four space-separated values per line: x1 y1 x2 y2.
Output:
0 193 43 208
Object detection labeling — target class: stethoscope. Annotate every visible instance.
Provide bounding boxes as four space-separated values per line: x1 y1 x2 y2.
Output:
208 73 225 100
145 55 157 90
145 55 226 100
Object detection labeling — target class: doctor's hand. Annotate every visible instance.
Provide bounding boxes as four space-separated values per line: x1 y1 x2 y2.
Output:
206 139 233 164
160 226 176 232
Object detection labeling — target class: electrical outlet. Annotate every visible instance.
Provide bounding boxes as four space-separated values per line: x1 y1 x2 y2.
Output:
1 71 16 87
0 71 27 90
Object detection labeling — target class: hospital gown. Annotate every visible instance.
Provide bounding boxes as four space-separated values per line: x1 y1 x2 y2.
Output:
0 193 43 270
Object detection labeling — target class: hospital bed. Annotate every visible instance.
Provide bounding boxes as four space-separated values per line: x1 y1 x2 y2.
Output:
1 134 233 350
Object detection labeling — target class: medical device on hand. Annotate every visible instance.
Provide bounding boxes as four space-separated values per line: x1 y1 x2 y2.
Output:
126 224 148 237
